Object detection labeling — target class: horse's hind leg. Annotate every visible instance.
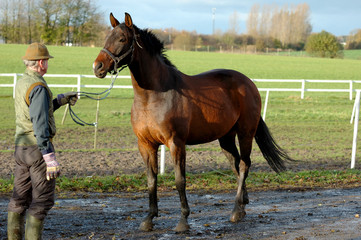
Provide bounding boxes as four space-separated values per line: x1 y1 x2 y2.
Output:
138 141 159 231
230 134 253 222
219 132 250 222
219 132 240 176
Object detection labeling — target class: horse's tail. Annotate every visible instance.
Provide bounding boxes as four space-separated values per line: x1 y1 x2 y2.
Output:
254 117 293 173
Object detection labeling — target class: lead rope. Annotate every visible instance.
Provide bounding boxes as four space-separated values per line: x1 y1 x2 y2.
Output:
68 67 125 126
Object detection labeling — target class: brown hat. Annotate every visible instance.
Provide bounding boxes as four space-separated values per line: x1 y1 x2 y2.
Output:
22 42 54 60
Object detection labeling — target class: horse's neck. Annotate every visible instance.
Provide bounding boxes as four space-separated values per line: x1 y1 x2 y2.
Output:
129 54 176 93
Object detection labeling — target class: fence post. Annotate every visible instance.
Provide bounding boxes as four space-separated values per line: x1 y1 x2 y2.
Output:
94 97 100 149
349 80 353 100
351 90 360 169
77 75 81 99
13 73 17 99
160 145 166 175
263 90 270 121
301 79 305 99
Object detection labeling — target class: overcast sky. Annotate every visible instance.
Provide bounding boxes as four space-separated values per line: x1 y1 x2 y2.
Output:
97 0 361 36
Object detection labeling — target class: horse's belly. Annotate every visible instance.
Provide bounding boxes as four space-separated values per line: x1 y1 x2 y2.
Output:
186 116 237 144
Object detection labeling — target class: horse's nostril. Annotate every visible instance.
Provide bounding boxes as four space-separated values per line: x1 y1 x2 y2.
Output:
93 62 103 72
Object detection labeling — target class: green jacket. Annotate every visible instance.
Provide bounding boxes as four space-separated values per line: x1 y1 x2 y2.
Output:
14 69 60 154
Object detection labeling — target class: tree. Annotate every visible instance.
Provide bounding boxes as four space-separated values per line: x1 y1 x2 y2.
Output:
229 10 240 35
38 0 60 44
0 0 105 46
346 29 361 49
246 4 259 37
0 0 10 43
247 3 312 49
173 31 193 51
305 31 343 58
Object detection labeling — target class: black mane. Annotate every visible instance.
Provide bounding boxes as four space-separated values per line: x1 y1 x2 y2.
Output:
134 25 176 68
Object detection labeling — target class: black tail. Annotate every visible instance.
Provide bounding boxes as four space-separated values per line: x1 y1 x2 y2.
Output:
255 118 293 173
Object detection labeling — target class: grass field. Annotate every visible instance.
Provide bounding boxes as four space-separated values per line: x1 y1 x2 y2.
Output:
0 44 361 191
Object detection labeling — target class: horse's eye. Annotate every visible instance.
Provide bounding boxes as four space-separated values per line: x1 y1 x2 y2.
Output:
119 38 126 43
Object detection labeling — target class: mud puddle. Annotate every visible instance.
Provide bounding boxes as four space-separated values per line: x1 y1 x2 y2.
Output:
1 188 361 240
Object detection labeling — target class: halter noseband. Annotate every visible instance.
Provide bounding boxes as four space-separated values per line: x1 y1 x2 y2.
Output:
100 33 142 74
101 46 133 74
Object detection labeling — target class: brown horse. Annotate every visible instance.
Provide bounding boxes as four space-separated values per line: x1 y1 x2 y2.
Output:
93 13 293 232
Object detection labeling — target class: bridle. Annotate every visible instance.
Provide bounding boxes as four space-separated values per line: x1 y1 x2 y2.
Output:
101 47 133 74
68 30 142 126
101 31 143 74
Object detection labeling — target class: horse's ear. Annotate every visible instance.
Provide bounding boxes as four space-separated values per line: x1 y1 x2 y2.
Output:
125 12 133 29
110 13 120 28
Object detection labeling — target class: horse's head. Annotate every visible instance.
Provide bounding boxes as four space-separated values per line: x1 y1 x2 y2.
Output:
93 13 136 78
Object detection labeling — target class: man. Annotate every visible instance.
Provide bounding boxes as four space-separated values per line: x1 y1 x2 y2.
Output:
7 42 78 239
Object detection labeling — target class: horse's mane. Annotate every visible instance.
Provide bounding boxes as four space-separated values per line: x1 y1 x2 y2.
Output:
134 25 176 69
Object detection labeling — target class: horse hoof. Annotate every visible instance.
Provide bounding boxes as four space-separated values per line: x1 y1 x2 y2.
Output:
230 211 246 223
139 221 154 231
174 219 190 232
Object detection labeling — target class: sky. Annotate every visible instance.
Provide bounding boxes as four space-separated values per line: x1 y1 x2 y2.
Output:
96 0 361 36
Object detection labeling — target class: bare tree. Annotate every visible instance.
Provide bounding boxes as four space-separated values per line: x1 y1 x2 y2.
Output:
247 4 259 37
0 0 106 46
0 0 10 43
25 0 36 43
229 10 240 35
259 4 272 37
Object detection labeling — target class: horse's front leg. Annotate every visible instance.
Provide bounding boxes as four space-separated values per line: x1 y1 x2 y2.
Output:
138 141 159 231
170 141 190 232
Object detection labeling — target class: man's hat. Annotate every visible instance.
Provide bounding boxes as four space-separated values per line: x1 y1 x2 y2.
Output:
22 42 54 60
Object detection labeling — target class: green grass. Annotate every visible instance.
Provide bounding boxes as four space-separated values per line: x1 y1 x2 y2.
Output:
167 50 361 79
2 170 360 194
343 49 361 60
1 44 360 78
57 169 361 192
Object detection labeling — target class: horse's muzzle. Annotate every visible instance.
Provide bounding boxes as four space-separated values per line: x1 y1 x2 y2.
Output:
93 61 107 78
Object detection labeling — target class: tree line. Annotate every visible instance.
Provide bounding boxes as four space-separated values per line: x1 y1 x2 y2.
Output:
1 1 360 56
246 3 312 50
0 0 106 46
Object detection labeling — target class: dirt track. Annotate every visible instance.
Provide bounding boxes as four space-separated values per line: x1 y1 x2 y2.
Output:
1 187 360 240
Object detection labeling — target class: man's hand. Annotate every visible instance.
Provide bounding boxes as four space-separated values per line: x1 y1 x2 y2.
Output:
43 152 60 181
58 92 78 106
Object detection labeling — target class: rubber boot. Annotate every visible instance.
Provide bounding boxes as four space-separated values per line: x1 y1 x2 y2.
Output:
7 211 25 240
25 214 44 240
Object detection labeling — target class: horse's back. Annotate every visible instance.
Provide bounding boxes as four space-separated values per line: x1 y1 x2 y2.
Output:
179 69 261 144
185 69 261 111
189 69 258 94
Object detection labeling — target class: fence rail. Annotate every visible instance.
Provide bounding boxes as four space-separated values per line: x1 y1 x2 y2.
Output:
0 73 133 98
1 73 361 100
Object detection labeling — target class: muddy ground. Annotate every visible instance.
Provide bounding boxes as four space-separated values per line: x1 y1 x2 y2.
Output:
0 147 360 240
1 188 360 239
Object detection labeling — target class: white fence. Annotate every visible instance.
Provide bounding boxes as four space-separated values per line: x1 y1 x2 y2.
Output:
1 73 360 100
1 73 361 170
0 73 132 99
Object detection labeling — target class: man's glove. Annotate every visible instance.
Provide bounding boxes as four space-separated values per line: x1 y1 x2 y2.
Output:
57 92 78 106
43 152 60 181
